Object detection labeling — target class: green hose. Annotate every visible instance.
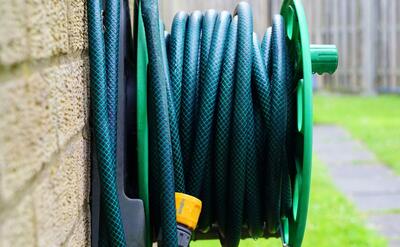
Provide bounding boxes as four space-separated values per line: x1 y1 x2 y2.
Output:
105 0 119 157
88 0 126 246
141 0 179 245
142 1 296 246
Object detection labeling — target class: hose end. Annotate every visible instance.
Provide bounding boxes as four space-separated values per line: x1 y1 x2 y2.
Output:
175 193 202 247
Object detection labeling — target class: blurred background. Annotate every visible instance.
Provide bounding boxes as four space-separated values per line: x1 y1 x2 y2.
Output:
160 0 400 94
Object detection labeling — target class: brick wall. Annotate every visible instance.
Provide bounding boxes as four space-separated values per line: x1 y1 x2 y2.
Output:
0 0 90 246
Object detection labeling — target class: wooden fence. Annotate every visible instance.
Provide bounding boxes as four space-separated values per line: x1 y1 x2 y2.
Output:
159 0 400 94
303 0 400 93
159 0 276 37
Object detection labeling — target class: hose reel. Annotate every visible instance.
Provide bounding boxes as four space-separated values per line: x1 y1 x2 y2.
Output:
88 0 338 246
138 0 337 246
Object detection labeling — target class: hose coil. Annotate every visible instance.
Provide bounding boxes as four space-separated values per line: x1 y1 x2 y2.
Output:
88 0 126 245
142 1 297 246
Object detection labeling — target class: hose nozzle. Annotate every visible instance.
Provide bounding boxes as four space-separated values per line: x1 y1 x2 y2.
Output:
175 193 202 247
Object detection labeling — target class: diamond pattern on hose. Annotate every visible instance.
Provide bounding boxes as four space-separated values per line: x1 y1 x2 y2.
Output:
179 11 202 176
161 20 185 193
141 1 297 246
225 3 253 246
264 15 289 234
187 11 232 198
168 11 188 122
88 0 126 245
214 16 238 237
142 0 179 246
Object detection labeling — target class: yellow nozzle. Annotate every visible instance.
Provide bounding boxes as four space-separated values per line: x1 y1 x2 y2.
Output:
175 193 202 230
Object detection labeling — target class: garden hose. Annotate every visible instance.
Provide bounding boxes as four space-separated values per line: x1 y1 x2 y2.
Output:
88 0 126 246
141 1 297 246
88 0 338 246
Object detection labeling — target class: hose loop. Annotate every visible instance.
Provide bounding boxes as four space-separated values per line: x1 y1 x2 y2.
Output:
141 1 296 246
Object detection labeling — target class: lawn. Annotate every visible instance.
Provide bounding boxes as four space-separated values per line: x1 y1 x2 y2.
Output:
314 95 400 173
191 159 386 247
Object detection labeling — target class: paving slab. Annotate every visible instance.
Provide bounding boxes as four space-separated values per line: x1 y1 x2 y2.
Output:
314 125 400 246
368 214 400 247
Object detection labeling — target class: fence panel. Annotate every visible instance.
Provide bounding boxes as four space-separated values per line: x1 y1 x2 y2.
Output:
304 0 400 93
158 0 400 93
159 0 275 38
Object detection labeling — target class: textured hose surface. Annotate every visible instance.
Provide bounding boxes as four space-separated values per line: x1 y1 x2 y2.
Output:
105 0 120 151
142 1 295 246
88 0 126 246
141 1 179 246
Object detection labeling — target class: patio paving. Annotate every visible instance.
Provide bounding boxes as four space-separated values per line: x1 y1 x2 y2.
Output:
314 125 400 247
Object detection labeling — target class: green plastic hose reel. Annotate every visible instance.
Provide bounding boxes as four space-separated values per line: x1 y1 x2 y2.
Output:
135 0 338 246
280 0 338 246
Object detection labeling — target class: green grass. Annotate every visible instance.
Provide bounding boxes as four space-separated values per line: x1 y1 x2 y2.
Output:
314 95 400 173
191 159 386 247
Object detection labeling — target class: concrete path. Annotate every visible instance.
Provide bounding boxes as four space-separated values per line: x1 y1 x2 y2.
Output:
314 125 400 247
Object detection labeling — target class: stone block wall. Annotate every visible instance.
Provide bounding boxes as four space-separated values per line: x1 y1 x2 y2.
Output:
0 0 91 246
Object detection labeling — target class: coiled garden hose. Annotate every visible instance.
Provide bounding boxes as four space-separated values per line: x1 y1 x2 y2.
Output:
88 0 126 246
142 1 298 246
88 0 337 245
